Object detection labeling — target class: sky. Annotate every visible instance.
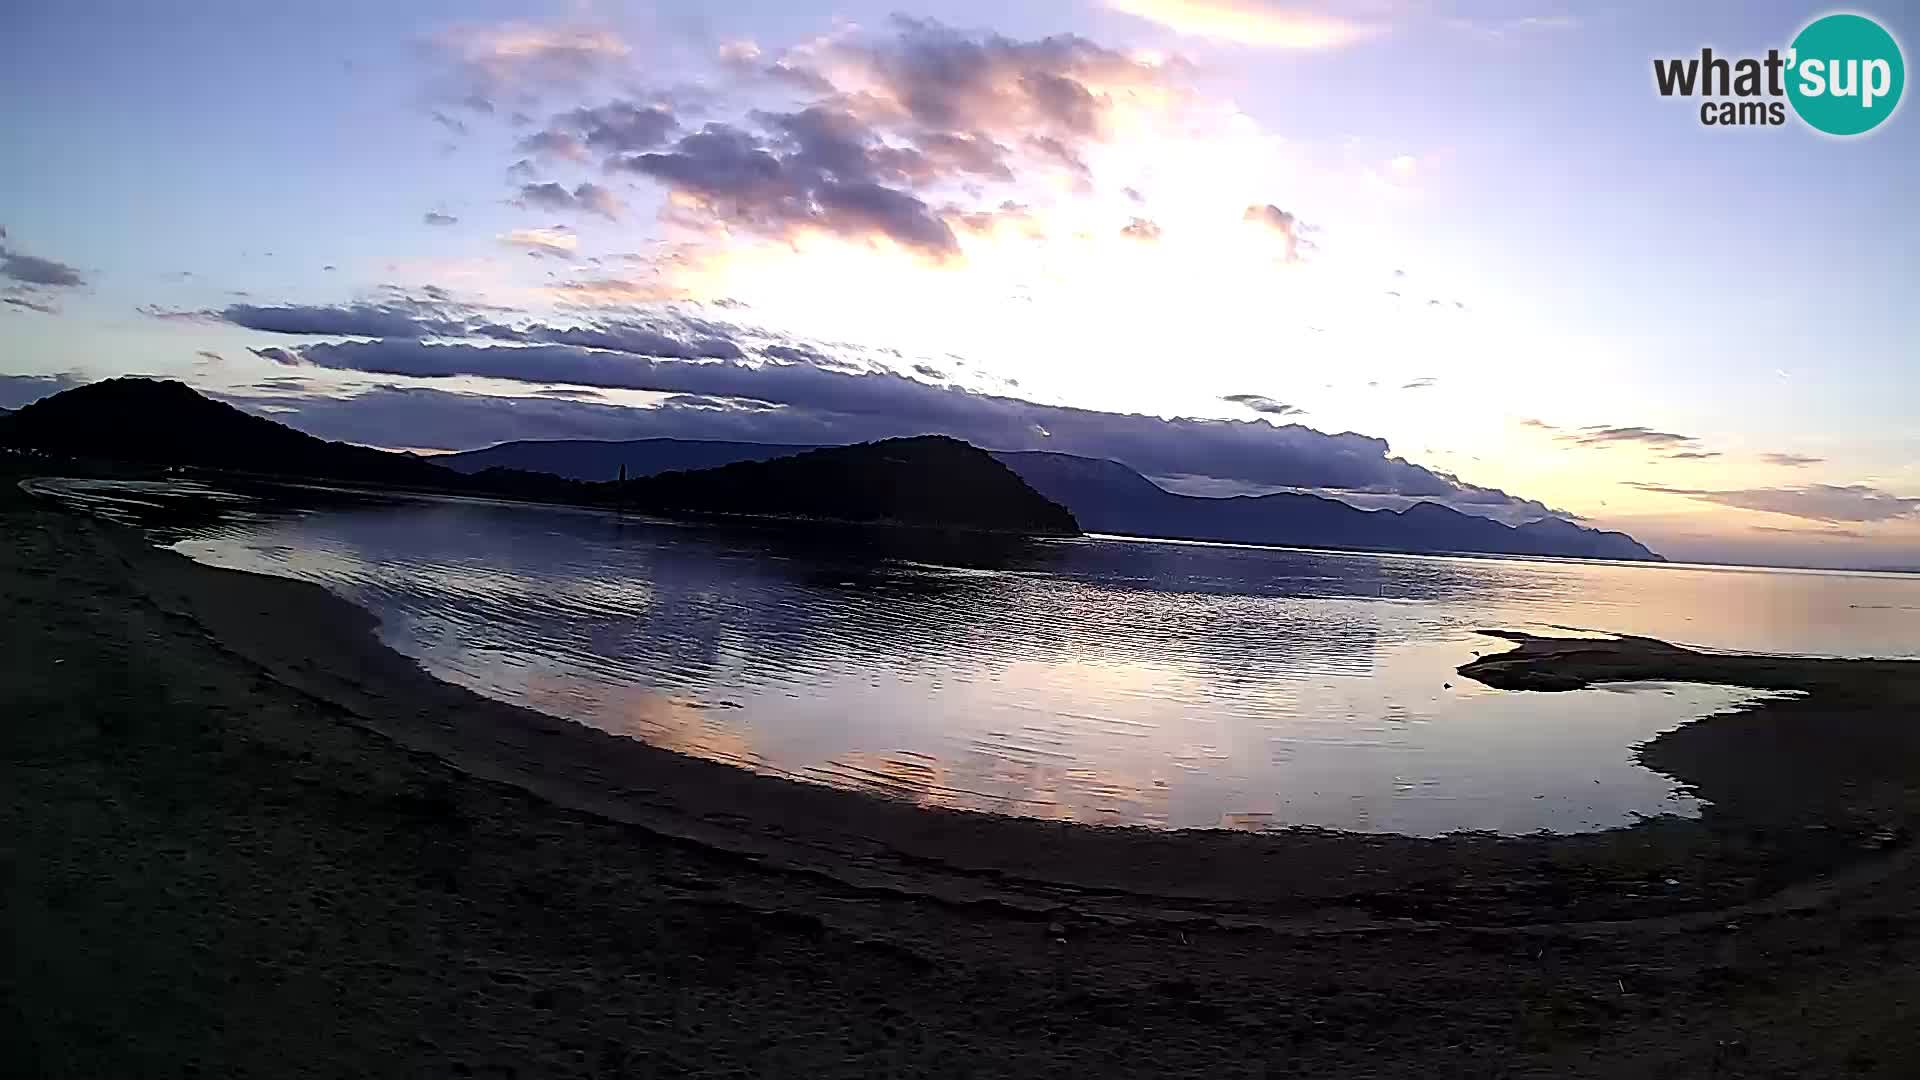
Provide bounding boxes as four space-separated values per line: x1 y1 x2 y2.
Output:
2 0 1916 569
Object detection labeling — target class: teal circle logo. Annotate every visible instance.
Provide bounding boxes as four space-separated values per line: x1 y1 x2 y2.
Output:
1787 13 1904 135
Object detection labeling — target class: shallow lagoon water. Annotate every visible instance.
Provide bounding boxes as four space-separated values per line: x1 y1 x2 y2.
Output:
39 477 1920 835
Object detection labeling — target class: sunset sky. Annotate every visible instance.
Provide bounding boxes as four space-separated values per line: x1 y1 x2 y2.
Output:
3 1 1915 568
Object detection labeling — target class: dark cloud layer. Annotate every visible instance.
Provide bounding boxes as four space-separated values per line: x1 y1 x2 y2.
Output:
547 100 676 153
235 318 1558 520
2 250 85 287
0 237 87 314
614 116 960 257
224 302 472 339
218 301 742 361
500 19 1181 258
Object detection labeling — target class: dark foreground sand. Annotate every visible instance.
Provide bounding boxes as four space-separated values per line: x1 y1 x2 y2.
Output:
6 475 1920 1077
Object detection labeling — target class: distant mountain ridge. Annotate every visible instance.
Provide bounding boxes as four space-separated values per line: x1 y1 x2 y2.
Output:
0 377 463 488
0 379 1077 536
994 451 1658 561
444 434 1662 561
444 437 818 481
621 437 1078 535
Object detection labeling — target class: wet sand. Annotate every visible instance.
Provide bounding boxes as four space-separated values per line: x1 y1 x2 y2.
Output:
7 472 1920 1077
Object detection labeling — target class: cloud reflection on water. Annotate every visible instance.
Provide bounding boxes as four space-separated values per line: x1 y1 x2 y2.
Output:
46 478 1916 834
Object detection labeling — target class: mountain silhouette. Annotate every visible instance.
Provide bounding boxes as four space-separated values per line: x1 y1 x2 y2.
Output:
617 436 1079 535
0 379 1077 536
996 450 1658 560
443 433 1661 561
0 377 458 487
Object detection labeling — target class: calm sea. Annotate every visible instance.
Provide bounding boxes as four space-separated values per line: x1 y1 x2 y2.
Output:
36 477 1920 835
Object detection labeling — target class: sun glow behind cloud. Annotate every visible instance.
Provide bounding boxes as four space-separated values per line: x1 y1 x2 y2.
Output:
426 14 1443 426
622 86 1423 419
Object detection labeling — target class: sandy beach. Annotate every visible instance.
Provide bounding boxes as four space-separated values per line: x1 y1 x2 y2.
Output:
7 472 1920 1077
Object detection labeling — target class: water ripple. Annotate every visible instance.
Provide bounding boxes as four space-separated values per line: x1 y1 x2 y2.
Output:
36 477 1918 835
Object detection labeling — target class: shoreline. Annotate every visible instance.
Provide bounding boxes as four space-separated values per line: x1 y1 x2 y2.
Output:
11 475 1920 1074
32 476 1920 922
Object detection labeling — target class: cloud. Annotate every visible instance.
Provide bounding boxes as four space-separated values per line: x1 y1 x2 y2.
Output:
570 19 1183 260
244 330 1554 518
217 300 743 361
1 248 85 287
250 375 317 393
515 181 626 219
1544 420 1730 462
916 131 1015 182
221 301 474 339
761 343 840 366
1105 0 1384 49
1628 482 1920 524
514 130 589 161
1024 135 1093 185
1556 425 1704 452
218 384 672 451
828 17 1177 143
1572 426 1694 447
1120 217 1162 241
430 110 469 136
499 226 577 255
432 23 630 96
0 372 83 409
0 238 86 313
3 295 60 314
1242 204 1301 261
1752 524 1866 539
1400 377 1436 390
1221 393 1302 417
1763 452 1824 467
542 100 676 153
423 211 459 226
614 119 960 258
